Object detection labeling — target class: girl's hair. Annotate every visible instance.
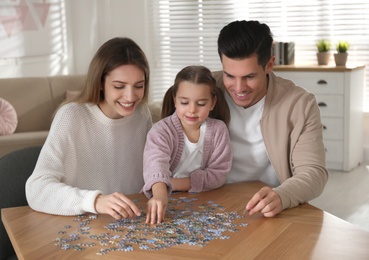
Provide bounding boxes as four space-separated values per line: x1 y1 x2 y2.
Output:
63 37 150 106
161 65 230 126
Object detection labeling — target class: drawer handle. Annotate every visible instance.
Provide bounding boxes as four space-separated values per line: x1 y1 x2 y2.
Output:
323 125 327 130
317 80 327 84
318 102 327 107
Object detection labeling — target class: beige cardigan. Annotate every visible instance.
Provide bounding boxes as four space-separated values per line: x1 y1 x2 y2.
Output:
214 71 328 210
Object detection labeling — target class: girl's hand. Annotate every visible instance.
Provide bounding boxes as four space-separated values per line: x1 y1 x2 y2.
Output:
170 177 190 191
146 195 168 224
94 192 141 220
146 182 168 224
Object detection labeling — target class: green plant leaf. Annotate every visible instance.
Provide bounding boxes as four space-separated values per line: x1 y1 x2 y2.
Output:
316 39 331 52
336 41 350 53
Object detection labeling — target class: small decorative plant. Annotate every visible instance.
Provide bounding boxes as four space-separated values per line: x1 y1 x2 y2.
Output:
336 41 350 53
334 41 350 66
316 39 331 52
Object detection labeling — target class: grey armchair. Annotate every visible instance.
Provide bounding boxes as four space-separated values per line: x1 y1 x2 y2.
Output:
0 146 42 260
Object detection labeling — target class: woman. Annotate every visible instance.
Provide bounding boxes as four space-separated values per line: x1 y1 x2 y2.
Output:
26 37 152 220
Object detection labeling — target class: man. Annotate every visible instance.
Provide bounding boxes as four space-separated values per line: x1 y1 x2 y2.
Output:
214 20 328 217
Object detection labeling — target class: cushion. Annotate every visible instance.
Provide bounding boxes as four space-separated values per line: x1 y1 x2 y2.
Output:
148 102 162 123
65 90 81 101
0 98 18 135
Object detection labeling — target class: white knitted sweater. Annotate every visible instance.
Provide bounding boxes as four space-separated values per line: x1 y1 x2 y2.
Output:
26 102 152 216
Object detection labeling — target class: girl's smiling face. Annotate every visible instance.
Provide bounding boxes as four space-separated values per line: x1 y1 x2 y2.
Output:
99 64 145 119
174 81 216 130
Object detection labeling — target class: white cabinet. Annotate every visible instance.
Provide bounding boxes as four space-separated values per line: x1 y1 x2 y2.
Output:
274 65 365 171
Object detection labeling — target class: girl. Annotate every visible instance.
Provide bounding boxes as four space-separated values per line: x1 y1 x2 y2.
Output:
26 37 152 220
142 65 232 224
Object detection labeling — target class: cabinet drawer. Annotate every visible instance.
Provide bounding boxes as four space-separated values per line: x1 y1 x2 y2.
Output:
324 140 343 163
276 72 344 95
315 94 344 117
322 117 344 140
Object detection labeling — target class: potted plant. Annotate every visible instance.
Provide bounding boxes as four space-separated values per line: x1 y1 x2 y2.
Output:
334 41 350 66
316 39 331 65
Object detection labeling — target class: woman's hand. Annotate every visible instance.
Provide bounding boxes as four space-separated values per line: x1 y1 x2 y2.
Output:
94 192 141 220
146 182 168 224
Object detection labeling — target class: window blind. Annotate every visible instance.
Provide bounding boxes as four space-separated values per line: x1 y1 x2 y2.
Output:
146 0 369 112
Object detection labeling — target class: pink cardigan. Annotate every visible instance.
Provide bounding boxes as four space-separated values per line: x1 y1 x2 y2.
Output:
142 113 232 198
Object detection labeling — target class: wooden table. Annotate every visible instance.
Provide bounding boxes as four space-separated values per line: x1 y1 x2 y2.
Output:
2 181 369 260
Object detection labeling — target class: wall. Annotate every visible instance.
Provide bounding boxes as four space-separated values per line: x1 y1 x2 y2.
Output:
0 0 147 77
66 0 148 74
0 0 72 77
364 114 369 163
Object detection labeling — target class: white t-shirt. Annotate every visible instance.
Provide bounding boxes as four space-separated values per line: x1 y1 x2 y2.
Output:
172 121 206 178
225 93 280 187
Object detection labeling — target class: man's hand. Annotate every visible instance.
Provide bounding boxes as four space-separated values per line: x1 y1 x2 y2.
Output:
245 186 282 217
94 192 141 220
